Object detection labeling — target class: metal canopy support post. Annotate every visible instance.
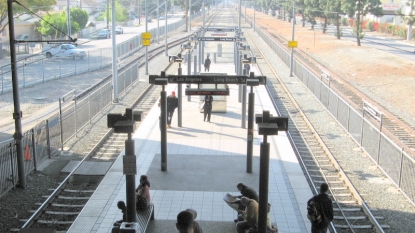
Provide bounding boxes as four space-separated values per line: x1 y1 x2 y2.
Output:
178 66 182 127
165 0 168 55
256 111 288 233
107 108 142 222
7 0 25 188
161 85 167 171
188 52 192 101
198 42 202 72
202 41 205 69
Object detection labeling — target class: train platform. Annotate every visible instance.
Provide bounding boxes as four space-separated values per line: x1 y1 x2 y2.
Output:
67 61 313 233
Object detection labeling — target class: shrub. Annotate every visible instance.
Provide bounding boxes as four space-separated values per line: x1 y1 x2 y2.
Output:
367 21 375 31
341 18 348 26
374 22 379 31
362 20 367 29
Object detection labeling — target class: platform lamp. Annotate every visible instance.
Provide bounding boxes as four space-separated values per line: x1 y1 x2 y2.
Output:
256 111 288 233
182 42 194 101
107 108 142 223
237 43 248 105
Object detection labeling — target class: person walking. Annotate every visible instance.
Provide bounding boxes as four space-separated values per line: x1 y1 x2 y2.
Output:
167 91 178 128
204 56 211 72
307 183 334 233
203 95 213 122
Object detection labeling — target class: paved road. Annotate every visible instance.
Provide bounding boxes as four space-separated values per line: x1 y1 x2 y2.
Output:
300 18 415 62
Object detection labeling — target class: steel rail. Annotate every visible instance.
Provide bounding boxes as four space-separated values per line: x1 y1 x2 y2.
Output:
245 20 386 233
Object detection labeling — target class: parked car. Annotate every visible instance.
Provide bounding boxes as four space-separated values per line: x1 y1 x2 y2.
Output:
158 16 165 20
147 18 152 23
97 29 111 39
15 34 29 41
115 27 123 34
42 44 86 59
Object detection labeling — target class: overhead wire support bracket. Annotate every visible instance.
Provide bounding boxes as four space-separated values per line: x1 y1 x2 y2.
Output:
14 38 78 44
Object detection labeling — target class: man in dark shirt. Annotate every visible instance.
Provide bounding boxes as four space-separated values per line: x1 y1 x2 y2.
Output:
232 183 259 215
203 95 213 122
307 183 334 233
166 91 178 128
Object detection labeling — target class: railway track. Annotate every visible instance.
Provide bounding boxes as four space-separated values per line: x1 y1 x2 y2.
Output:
12 10 223 233
244 16 390 232
261 21 415 157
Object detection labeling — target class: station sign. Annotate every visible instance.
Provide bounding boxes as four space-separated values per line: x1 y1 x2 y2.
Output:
205 28 236 32
185 88 230 96
198 37 236 42
149 75 266 85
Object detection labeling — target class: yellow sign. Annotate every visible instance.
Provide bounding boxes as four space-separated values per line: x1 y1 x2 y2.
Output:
288 41 298 48
142 32 151 39
142 39 151 46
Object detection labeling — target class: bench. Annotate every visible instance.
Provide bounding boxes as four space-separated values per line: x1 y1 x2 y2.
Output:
112 203 154 233
136 203 155 231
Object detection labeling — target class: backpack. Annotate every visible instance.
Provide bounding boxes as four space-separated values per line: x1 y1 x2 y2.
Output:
136 194 148 210
307 199 322 224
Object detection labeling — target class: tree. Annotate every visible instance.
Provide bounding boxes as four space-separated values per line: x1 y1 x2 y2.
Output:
0 0 56 36
36 7 87 38
97 1 129 22
71 7 88 30
397 0 415 41
342 0 383 46
37 11 80 38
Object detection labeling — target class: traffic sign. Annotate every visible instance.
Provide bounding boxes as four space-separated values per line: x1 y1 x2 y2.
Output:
142 32 151 39
288 41 298 48
142 32 151 46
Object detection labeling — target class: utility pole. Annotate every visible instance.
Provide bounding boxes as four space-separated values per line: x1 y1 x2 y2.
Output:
7 0 26 188
107 0 110 29
356 0 361 46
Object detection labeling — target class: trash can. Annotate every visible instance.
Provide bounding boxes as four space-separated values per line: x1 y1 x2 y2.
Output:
120 222 141 233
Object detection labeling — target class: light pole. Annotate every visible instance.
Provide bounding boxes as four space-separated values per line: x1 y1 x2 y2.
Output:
289 0 296 77
172 53 184 127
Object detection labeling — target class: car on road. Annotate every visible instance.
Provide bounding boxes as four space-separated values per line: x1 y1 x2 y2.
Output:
147 18 152 23
97 29 111 39
158 16 165 20
15 34 29 41
115 27 123 34
42 44 86 60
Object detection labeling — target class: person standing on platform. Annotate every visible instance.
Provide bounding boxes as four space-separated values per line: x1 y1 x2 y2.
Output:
307 183 333 233
204 55 211 72
203 95 213 122
244 64 250 75
167 91 178 128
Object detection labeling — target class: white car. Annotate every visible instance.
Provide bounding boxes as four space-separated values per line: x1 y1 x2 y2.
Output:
43 44 86 59
115 27 123 34
97 29 111 39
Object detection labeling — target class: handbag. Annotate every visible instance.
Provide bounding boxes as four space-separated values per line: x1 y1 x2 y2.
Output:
136 194 148 209
136 188 149 209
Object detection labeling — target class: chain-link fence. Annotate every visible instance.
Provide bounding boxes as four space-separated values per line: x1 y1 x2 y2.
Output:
0 15 193 197
245 15 415 205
